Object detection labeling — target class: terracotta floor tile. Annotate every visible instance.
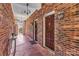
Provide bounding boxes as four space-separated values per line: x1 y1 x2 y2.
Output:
11 33 50 56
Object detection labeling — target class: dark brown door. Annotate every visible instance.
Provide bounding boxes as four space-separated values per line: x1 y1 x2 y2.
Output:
45 14 54 50
35 21 37 41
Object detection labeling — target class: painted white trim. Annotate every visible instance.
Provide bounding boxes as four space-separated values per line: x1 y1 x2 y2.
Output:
44 11 55 17
43 11 55 49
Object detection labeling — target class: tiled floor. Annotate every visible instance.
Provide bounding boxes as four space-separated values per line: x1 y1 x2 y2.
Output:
11 33 50 56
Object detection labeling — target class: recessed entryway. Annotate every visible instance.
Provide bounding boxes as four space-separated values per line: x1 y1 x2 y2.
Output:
43 11 55 51
33 19 38 41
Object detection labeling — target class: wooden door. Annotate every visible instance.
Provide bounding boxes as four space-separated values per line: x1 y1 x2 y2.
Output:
35 21 37 41
45 14 54 50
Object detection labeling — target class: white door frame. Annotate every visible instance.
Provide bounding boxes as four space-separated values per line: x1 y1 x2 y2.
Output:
43 11 55 48
33 19 38 41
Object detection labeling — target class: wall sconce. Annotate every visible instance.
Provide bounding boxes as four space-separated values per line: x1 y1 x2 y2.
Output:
57 10 65 20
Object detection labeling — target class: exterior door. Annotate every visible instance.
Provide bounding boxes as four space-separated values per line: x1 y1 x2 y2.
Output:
45 14 54 50
35 21 37 41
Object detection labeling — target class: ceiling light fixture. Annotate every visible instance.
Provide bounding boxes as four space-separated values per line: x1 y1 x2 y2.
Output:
24 3 31 15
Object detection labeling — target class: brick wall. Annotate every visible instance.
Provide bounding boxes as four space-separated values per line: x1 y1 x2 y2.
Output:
55 4 79 56
24 3 79 56
0 3 16 56
36 16 43 46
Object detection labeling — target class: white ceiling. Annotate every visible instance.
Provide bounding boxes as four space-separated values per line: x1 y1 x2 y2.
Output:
12 3 41 21
12 3 41 28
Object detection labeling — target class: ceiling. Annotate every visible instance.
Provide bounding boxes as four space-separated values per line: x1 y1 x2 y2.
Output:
12 3 41 28
12 3 41 21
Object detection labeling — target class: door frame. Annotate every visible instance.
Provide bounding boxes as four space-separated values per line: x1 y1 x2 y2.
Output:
33 19 38 41
43 11 55 50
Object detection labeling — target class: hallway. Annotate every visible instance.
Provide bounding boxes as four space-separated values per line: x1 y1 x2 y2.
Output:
11 33 50 56
0 3 79 56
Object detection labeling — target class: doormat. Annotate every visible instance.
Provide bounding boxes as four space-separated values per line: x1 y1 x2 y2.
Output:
29 41 37 45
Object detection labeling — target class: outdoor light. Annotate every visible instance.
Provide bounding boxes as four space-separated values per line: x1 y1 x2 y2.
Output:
24 3 31 15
